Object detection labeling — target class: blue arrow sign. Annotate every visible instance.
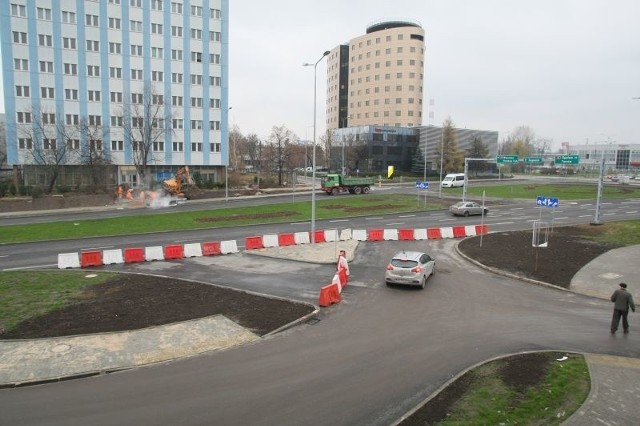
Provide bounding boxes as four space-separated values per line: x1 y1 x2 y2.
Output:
536 196 559 207
415 181 430 190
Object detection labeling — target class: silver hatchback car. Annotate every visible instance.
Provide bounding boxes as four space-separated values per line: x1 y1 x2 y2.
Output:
385 251 435 289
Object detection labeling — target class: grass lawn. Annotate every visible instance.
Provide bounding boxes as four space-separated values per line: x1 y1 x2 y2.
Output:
0 271 116 333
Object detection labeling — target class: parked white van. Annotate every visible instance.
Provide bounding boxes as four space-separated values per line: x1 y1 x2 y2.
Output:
440 173 465 188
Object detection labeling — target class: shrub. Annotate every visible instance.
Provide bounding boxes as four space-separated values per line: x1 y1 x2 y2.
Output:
0 182 8 197
31 186 44 199
9 183 17 196
57 185 71 194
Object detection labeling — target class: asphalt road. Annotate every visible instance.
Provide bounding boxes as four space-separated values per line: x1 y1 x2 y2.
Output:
1 189 640 425
2 238 639 425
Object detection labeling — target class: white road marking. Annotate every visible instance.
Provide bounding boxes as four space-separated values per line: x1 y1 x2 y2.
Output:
84 246 113 250
486 222 515 226
3 264 57 271
386 222 405 226
329 219 350 223
578 215 592 218
625 211 638 214
365 217 385 220
398 214 416 218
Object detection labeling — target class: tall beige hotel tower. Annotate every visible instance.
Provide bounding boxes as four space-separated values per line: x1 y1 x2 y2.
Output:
326 19 425 130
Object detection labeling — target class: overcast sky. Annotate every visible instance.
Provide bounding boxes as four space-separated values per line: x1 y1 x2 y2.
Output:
1 1 638 150
229 0 640 148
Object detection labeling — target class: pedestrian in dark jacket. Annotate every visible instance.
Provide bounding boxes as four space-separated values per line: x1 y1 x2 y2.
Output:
611 283 635 334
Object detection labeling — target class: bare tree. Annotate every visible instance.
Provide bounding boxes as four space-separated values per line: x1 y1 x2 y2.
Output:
17 105 77 193
320 129 334 170
0 120 7 170
268 125 296 185
77 117 111 188
228 125 247 171
120 82 172 186
245 133 262 172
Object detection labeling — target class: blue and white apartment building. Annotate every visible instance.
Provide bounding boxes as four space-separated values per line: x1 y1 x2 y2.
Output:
1 0 229 188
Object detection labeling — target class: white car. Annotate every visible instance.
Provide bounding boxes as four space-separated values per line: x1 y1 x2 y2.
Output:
385 251 435 289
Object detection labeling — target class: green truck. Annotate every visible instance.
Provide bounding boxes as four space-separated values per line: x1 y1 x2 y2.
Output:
321 174 375 195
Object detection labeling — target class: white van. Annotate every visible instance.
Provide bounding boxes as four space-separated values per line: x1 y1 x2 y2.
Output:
441 173 465 188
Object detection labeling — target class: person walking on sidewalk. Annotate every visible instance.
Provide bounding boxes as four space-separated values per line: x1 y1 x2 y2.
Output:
611 283 635 334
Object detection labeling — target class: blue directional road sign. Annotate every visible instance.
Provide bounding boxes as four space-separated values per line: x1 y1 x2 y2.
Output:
536 196 559 207
415 181 430 190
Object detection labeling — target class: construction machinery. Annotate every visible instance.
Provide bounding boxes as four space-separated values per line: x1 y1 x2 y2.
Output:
162 166 192 198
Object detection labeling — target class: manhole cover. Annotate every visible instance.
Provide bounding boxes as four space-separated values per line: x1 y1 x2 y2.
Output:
51 343 71 353
306 317 321 325
599 272 622 280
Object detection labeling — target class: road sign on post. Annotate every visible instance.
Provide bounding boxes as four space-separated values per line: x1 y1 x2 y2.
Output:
555 155 579 165
496 155 519 164
536 196 559 207
524 157 544 164
415 181 429 190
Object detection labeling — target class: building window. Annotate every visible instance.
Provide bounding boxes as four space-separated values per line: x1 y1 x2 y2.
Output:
172 96 183 106
209 31 221 41
64 63 78 75
12 32 27 44
191 74 202 85
210 8 221 19
18 138 33 150
110 67 122 78
131 69 142 80
131 44 143 56
209 121 220 130
88 115 101 126
17 112 32 123
151 23 163 34
172 72 183 83
209 98 220 108
109 42 122 54
37 7 52 20
110 92 123 103
41 87 55 99
109 17 121 29
210 76 221 86
191 97 202 108
152 95 163 105
111 140 124 151
172 142 184 152
151 47 163 59
191 142 203 152
62 11 76 23
171 2 183 13
153 141 164 151
65 89 78 100
87 65 100 76
130 0 142 7
191 120 203 130
111 116 123 126
40 61 54 73
171 49 183 60
171 26 183 37
43 139 56 150
42 113 56 124
152 71 164 82
11 4 27 17
210 143 221 153
130 20 142 32
209 54 220 64
86 40 99 51
65 37 78 50
191 28 202 40
172 119 183 129
85 14 99 26
14 58 28 71
131 93 143 104
191 52 202 62
38 34 53 47
15 86 30 97
191 5 202 16
151 0 163 11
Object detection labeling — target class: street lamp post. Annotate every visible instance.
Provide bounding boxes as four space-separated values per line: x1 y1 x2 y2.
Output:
303 50 330 244
225 107 233 203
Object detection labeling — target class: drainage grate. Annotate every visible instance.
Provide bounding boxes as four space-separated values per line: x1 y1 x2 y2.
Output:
306 316 321 325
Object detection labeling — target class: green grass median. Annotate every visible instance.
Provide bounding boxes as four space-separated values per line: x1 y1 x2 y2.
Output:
0 194 447 244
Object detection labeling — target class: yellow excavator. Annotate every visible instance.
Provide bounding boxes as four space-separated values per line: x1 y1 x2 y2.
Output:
161 166 192 199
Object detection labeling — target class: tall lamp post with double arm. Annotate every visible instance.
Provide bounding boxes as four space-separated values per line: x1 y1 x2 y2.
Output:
303 50 330 244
